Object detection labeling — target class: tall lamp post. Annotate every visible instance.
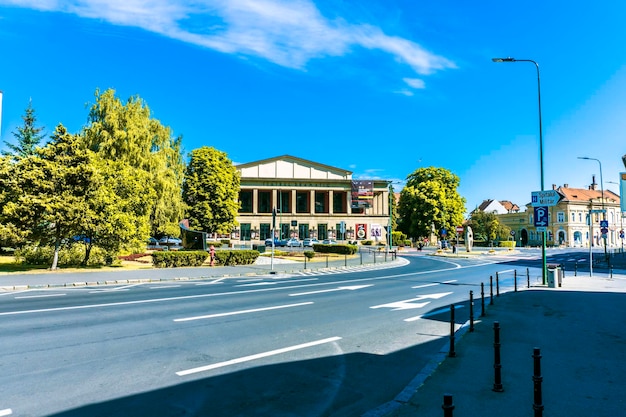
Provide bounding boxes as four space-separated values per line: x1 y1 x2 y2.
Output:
492 57 546 284
579 156 607 261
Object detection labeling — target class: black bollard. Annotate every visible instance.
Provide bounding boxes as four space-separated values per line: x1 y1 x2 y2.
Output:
385 251 388 262
574 261 577 276
493 321 504 392
373 251 376 264
489 275 494 305
533 348 544 417
496 272 500 297
480 282 485 317
469 290 474 332
326 255 329 268
360 252 363 265
514 269 518 292
442 394 455 417
611 266 614 279
344 254 347 267
527 267 530 288
304 255 307 269
449 304 456 357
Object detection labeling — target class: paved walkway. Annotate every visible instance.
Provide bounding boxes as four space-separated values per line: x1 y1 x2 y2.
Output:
377 273 626 417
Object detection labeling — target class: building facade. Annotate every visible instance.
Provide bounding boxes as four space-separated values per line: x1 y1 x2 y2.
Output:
497 183 622 248
234 155 391 244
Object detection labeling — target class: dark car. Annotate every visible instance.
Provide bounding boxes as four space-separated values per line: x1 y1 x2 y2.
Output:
264 238 286 247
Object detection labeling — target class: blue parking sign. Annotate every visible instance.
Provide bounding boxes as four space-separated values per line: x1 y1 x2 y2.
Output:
534 206 548 227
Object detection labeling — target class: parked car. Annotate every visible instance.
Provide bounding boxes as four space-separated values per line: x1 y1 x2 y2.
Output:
147 237 159 246
302 238 319 247
264 238 286 247
286 238 302 247
159 236 182 246
322 239 337 245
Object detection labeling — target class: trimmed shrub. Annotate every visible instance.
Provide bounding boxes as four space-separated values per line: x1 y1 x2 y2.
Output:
152 251 209 268
304 251 315 259
312 243 358 255
213 249 259 266
361 240 373 246
15 245 109 267
499 241 516 248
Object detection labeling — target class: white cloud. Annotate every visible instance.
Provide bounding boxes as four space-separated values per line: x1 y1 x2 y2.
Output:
403 78 425 89
3 0 456 81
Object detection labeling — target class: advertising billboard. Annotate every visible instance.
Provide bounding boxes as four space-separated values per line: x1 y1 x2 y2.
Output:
351 180 374 209
355 223 367 240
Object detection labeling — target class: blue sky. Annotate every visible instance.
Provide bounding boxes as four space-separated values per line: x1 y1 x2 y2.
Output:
1 1 626 215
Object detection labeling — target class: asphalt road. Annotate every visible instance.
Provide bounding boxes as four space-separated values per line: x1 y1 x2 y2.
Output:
0 252 544 417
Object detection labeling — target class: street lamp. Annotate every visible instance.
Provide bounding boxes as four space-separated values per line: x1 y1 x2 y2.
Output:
579 156 607 261
492 57 547 284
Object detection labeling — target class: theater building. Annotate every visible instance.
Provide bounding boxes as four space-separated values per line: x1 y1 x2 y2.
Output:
234 155 391 244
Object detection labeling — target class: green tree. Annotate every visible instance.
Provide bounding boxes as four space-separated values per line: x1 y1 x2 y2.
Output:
2 100 45 160
182 146 240 234
3 124 93 269
0 156 27 249
468 210 511 245
81 89 185 238
397 167 466 240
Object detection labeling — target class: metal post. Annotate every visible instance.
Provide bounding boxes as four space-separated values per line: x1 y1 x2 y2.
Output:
344 254 347 267
574 261 577 276
326 255 329 268
469 290 474 332
442 394 455 417
304 254 307 269
449 304 456 357
481 282 485 317
374 251 376 264
527 268 530 288
493 321 504 392
360 252 363 265
489 275 494 305
533 348 544 417
514 269 518 292
496 272 500 297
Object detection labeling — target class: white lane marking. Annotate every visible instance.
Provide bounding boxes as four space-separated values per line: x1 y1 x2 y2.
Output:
89 283 144 293
0 290 30 297
176 336 342 376
371 292 452 311
196 278 225 285
428 258 462 268
442 280 458 284
149 285 181 289
174 302 314 322
404 304 465 322
14 293 66 299
289 284 373 297
0 409 12 416
497 269 515 274
0 262 494 316
236 282 277 287
412 283 439 289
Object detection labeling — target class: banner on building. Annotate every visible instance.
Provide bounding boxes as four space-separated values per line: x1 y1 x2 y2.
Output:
351 180 374 209
355 223 367 240
370 224 383 241
621 172 626 213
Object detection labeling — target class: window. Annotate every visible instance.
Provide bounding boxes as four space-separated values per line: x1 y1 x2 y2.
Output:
296 191 309 213
239 190 253 213
298 224 309 238
260 223 271 240
278 190 291 214
557 212 564 223
240 223 251 241
318 223 328 240
333 191 347 213
571 213 575 222
258 191 271 213
547 231 553 241
315 191 329 213
579 212 582 222
529 214 534 224
279 223 289 240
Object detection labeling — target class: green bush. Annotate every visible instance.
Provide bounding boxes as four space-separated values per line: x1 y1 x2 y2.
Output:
361 240 373 246
15 244 108 267
499 241 516 248
152 251 209 268
213 249 259 266
312 243 358 255
304 251 315 259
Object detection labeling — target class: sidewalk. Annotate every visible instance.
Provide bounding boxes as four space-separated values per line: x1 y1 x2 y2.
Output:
382 274 626 417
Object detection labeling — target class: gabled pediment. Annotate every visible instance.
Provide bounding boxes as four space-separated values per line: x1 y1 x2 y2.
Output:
236 155 352 180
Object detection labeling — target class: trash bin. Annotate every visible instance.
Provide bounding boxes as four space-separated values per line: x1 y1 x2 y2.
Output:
547 264 560 288
253 244 266 253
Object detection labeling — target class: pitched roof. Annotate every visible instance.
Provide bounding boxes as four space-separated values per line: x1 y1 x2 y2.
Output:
557 186 620 203
500 200 520 212
235 154 352 175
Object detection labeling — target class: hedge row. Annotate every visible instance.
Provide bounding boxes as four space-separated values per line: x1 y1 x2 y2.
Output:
312 243 358 255
213 249 259 266
152 251 209 268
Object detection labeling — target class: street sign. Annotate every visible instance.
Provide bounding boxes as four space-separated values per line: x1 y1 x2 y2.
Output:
441 228 447 236
590 209 606 214
531 190 561 207
510 230 516 236
456 226 464 233
600 220 608 228
620 229 624 239
534 206 549 230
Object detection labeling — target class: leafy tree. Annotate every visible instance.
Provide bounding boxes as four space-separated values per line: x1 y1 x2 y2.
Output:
468 210 511 245
182 146 240 234
2 124 93 269
0 156 27 249
81 89 185 238
397 167 466 240
2 99 45 160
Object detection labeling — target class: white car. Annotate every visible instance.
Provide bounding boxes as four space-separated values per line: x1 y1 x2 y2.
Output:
286 238 303 247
